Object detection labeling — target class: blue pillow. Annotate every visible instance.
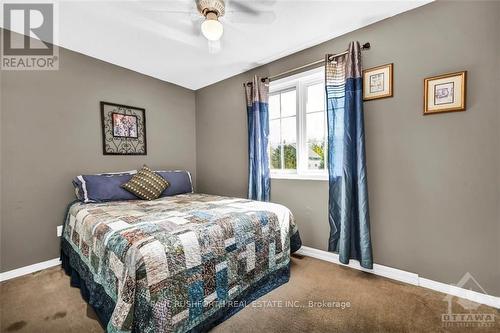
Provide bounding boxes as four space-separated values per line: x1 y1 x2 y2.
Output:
72 170 193 202
73 171 137 203
156 170 193 197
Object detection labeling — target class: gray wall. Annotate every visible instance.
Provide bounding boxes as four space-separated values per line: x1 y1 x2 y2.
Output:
1 1 499 298
196 1 500 296
0 38 196 272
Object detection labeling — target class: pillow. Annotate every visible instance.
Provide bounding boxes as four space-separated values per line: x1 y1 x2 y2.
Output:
156 170 194 197
72 170 137 203
121 165 169 200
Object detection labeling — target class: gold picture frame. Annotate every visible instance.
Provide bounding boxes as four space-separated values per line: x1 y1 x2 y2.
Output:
363 63 393 101
424 71 466 115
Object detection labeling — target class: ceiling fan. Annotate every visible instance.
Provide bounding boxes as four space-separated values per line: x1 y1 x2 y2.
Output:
197 0 277 41
144 0 276 43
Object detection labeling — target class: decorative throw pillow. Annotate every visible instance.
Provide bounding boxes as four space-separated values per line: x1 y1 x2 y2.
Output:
121 165 169 200
72 170 138 203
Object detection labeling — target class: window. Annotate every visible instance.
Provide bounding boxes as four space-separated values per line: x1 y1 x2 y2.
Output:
269 67 327 180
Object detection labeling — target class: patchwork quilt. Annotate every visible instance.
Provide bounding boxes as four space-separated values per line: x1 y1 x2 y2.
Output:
62 193 299 332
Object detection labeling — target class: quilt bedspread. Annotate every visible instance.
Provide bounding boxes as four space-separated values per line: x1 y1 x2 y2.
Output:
63 193 298 332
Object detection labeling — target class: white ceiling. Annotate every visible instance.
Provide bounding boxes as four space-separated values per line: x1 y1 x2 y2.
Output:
4 0 432 90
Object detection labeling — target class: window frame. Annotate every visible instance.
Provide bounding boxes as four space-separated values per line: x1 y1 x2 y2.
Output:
269 66 328 181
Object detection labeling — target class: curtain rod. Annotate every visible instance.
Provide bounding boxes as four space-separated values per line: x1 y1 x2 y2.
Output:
244 42 370 85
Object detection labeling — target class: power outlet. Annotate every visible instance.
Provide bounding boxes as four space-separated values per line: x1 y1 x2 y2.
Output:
57 225 63 237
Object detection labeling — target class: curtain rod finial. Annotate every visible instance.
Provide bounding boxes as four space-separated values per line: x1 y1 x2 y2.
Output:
362 42 370 50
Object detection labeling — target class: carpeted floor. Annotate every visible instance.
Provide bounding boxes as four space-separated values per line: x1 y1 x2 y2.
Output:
1 255 498 332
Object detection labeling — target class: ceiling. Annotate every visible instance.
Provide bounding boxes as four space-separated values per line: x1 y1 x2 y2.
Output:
4 0 431 90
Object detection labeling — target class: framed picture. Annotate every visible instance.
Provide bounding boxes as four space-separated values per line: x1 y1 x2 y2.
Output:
363 63 393 101
424 71 466 115
100 101 147 155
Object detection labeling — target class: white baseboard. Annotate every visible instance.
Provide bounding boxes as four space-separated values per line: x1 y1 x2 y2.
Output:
2 248 499 309
0 258 61 282
295 246 500 309
419 277 500 309
296 246 419 285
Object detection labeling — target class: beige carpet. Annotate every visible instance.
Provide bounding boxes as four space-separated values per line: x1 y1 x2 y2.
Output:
1 255 497 332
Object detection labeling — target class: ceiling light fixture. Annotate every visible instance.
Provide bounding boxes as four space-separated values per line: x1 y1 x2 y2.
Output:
201 11 223 41
197 0 225 42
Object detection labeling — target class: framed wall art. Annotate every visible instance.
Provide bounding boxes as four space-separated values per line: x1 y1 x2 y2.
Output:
100 101 147 155
363 63 393 101
424 71 466 115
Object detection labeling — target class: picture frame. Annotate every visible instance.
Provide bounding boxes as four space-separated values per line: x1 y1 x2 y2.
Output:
424 71 466 115
363 63 393 101
100 101 147 155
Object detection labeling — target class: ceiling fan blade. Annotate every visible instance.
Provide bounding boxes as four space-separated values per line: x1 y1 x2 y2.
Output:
143 9 192 14
228 0 259 15
255 0 277 7
229 0 277 13
126 0 191 13
224 10 276 24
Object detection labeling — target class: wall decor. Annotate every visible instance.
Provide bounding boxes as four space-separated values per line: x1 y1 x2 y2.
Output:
424 71 466 115
100 101 147 155
363 63 393 100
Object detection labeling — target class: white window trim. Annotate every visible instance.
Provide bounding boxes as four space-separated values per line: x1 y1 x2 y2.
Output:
271 173 328 181
269 66 328 181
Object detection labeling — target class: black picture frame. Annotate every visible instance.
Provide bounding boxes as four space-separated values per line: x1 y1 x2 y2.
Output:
100 101 147 155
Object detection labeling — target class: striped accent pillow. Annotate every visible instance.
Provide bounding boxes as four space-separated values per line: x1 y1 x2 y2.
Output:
121 165 169 200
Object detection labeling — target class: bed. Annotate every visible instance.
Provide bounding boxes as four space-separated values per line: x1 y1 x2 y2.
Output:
61 192 301 332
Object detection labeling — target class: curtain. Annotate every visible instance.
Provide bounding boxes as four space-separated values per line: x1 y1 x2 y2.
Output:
325 42 373 269
244 76 270 201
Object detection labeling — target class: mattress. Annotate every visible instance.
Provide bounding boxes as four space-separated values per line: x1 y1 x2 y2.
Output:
61 193 300 332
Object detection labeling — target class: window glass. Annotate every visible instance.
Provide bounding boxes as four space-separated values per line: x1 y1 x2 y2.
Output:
269 68 327 178
306 83 324 113
268 90 297 171
269 94 280 120
270 143 282 169
306 111 326 170
281 90 296 117
281 116 297 170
